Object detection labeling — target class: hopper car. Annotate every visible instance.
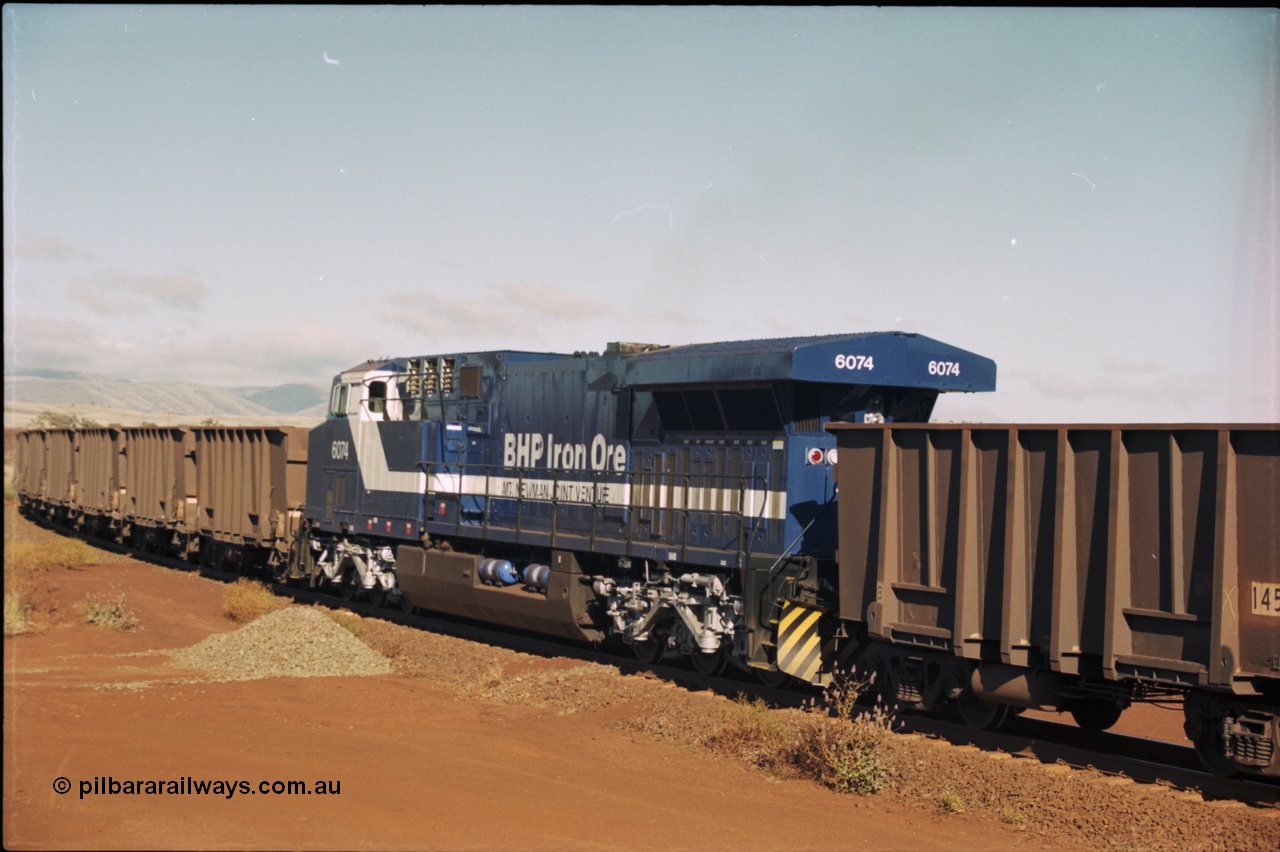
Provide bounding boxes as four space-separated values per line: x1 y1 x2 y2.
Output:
827 423 1279 778
12 332 1278 778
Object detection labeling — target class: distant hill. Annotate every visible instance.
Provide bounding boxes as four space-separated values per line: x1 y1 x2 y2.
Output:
6 368 91 381
240 383 328 414
2 372 330 425
3 401 324 431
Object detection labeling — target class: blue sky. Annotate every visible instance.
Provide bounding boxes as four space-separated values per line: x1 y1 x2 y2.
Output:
4 7 1276 422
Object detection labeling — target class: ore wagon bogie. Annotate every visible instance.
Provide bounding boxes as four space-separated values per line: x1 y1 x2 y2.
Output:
12 332 1278 780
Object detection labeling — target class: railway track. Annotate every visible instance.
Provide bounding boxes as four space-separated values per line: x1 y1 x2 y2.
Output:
263 571 1280 810
28 516 1280 810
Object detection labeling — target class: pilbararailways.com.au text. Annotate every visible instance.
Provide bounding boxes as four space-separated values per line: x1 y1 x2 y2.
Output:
57 776 341 800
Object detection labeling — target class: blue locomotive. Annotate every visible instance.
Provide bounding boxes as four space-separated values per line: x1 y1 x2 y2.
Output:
292 333 996 679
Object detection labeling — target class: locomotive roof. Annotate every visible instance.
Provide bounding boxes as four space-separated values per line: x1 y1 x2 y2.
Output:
338 332 996 393
621 331 997 392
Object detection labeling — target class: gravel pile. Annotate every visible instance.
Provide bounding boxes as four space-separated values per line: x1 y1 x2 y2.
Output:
169 607 392 681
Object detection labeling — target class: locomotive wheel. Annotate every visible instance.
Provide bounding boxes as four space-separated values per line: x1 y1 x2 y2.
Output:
691 647 725 677
339 570 358 602
1068 699 1124 733
366 586 386 608
633 638 663 665
953 696 1012 731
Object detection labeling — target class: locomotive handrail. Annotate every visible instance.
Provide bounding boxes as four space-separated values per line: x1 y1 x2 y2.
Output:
418 460 770 565
763 497 836 582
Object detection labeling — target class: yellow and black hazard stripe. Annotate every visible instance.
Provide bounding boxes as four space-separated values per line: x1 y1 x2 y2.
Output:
775 600 830 683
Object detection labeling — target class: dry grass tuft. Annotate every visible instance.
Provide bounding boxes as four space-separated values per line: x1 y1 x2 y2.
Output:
4 590 34 635
7 538 99 576
4 538 100 635
222 578 283 623
938 788 967 814
325 610 365 638
1001 805 1027 826
705 672 893 795
82 591 140 631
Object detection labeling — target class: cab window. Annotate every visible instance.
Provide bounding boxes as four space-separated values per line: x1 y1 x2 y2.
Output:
367 380 387 415
329 383 349 417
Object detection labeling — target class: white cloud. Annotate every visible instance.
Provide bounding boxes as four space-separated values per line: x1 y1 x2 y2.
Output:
4 314 370 386
67 270 208 315
382 282 620 344
6 234 97 263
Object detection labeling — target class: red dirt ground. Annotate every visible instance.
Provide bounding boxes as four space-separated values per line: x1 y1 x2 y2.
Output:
4 505 1276 850
0 510 1032 850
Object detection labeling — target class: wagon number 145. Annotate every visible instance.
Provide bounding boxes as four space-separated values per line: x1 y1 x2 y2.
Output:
1251 583 1280 617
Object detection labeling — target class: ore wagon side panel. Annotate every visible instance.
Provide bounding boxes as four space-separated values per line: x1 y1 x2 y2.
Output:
45 429 77 506
1228 429 1280 685
121 427 193 529
192 426 309 548
13 430 46 501
831 423 1279 696
74 427 124 520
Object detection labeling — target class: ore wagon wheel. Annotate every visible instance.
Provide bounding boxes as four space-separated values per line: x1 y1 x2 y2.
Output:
872 655 904 714
952 696 1012 731
754 665 789 689
1187 714 1240 778
753 647 789 688
1068 699 1124 733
